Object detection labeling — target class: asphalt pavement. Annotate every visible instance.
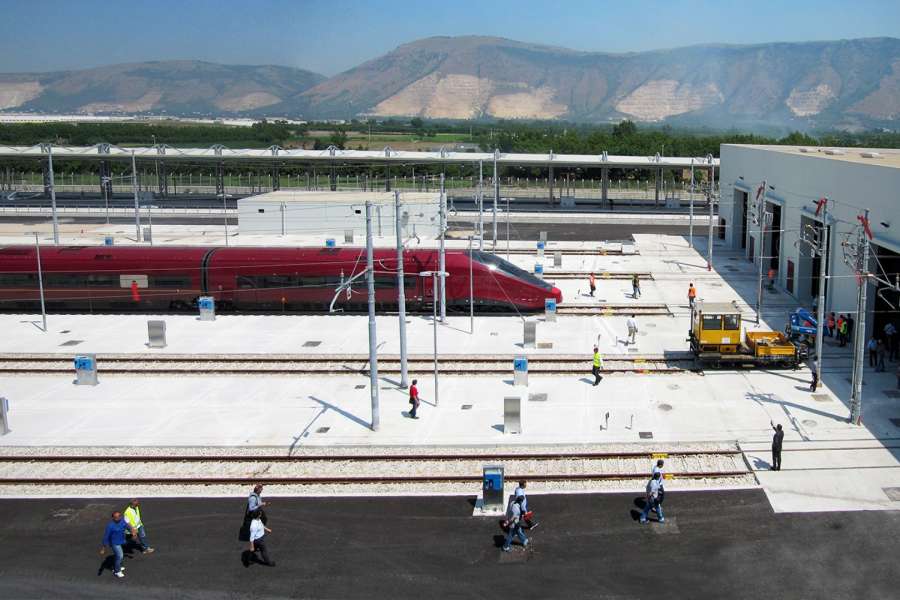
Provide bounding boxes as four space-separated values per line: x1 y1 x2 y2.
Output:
0 490 896 599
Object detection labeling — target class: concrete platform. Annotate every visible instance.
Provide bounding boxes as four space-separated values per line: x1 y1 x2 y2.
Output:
1 232 898 514
0 492 897 599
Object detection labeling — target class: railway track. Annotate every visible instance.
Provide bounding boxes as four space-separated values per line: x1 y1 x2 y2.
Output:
556 303 671 316
545 271 652 280
0 448 753 489
0 352 698 375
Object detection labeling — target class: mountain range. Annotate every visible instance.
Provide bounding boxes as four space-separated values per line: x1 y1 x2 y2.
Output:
2 36 899 131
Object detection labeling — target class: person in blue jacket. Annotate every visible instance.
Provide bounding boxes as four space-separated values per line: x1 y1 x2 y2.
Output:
99 511 135 578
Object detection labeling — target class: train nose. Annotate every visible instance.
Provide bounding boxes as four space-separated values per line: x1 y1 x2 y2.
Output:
552 286 563 303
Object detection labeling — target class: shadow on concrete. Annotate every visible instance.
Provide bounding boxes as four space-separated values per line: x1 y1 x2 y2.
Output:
308 395 370 431
745 391 847 424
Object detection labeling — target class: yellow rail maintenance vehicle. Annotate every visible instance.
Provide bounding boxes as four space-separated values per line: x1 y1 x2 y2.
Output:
689 301 801 368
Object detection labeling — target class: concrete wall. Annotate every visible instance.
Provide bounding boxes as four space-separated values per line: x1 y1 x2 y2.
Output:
719 145 900 331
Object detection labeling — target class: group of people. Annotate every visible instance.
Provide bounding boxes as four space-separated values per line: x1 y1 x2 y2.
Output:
98 500 155 578
865 321 900 387
99 486 276 578
587 273 641 299
825 312 854 347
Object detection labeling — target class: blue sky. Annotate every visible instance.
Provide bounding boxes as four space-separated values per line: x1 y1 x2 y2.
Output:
0 0 898 75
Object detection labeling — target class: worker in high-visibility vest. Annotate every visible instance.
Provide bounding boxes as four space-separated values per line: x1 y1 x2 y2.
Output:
687 282 697 308
592 346 604 386
123 498 155 554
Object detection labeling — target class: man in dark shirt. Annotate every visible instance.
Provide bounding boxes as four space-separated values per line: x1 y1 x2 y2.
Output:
770 422 784 471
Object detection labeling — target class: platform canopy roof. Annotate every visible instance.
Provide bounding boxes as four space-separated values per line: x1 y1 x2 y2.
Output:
0 143 718 170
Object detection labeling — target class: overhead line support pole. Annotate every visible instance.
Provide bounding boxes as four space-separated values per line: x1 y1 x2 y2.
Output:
814 202 828 388
439 173 447 321
706 155 714 271
394 190 409 388
131 151 142 242
755 179 767 324
493 151 499 250
849 209 870 425
46 145 59 245
365 199 380 431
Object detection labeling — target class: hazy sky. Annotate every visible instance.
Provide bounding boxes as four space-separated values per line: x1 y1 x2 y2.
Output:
1 0 898 75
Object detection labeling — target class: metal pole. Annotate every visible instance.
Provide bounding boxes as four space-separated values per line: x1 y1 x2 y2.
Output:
47 146 59 245
493 154 498 249
469 235 474 334
147 201 153 246
849 210 870 425
439 174 447 321
34 233 46 332
432 274 439 407
814 204 828 387
506 196 511 262
365 200 380 431
131 152 142 242
706 157 714 271
755 180 766 324
280 201 286 236
103 172 110 225
478 160 484 250
688 160 694 248
223 192 229 246
394 191 409 388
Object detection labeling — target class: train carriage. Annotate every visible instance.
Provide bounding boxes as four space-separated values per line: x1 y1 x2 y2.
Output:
0 245 561 314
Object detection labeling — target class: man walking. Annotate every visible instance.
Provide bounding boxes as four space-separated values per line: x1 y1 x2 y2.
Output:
877 339 887 372
868 337 878 368
626 314 638 345
100 511 135 578
687 283 697 309
651 459 665 514
632 274 641 299
246 510 275 567
514 480 537 529
408 378 420 419
592 347 603 386
123 499 154 554
826 312 835 337
639 472 664 523
589 273 596 297
771 422 784 471
501 496 529 551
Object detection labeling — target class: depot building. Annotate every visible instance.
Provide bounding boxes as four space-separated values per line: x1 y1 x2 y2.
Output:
719 144 900 337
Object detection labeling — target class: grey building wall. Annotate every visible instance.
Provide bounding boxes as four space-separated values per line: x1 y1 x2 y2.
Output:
719 145 900 335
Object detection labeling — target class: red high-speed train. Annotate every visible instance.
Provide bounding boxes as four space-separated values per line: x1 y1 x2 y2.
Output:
0 246 562 313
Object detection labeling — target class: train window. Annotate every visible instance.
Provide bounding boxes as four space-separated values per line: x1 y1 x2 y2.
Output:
150 276 192 288
86 274 118 287
0 273 36 286
468 250 553 291
723 314 740 330
236 276 257 289
702 315 723 330
302 276 326 287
